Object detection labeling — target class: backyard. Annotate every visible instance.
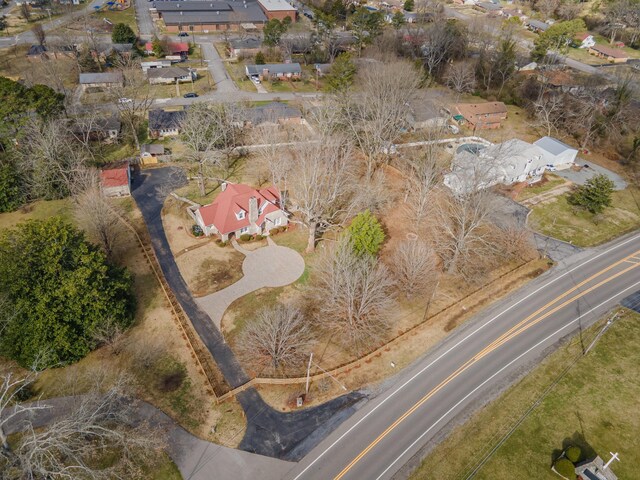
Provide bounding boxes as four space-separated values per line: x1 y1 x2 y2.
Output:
411 308 640 480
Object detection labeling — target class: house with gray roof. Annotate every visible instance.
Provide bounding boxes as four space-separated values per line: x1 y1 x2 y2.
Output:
245 63 302 80
527 19 550 32
228 37 262 57
79 72 124 91
147 66 195 85
533 136 578 165
245 102 302 126
148 109 187 139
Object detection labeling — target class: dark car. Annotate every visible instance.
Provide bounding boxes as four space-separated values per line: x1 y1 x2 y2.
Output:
184 92 198 98
178 32 189 37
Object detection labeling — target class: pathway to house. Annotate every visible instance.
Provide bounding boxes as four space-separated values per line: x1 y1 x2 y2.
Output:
131 166 366 461
197 237 305 329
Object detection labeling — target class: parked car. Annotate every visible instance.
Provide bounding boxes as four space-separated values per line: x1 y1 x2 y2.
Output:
178 32 189 37
184 92 198 98
118 98 132 104
250 75 261 84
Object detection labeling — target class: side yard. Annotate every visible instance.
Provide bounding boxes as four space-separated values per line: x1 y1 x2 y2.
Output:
410 308 640 480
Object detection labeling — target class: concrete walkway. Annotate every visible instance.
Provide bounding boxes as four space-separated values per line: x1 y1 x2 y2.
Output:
196 238 305 330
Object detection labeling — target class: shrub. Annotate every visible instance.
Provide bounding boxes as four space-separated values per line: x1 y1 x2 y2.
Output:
270 227 280 235
565 446 581 463
554 458 576 478
255 235 265 240
215 239 227 247
567 173 615 214
191 224 203 237
347 210 385 257
240 234 252 242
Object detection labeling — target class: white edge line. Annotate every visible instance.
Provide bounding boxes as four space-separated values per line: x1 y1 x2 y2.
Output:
374 278 640 480
290 232 640 480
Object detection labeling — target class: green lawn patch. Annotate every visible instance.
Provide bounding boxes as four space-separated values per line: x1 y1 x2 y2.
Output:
411 309 640 480
0 199 73 231
94 6 138 34
528 187 640 247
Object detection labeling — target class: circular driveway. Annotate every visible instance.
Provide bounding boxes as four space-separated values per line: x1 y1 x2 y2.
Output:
242 245 306 288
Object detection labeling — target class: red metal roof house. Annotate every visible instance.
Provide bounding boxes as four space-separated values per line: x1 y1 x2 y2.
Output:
194 182 288 240
100 161 131 197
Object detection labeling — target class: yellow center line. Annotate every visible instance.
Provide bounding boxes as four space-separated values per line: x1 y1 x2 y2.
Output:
333 256 640 480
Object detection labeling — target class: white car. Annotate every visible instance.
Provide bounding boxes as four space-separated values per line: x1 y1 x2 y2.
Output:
118 97 132 104
250 75 261 85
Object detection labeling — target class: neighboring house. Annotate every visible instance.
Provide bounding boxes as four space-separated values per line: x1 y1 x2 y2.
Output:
140 144 166 165
444 136 577 194
148 109 186 139
407 100 449 130
575 32 595 48
245 101 303 127
537 69 581 92
502 8 525 20
79 72 124 91
26 44 47 60
100 161 131 197
147 66 195 85
94 43 133 62
228 37 262 58
587 44 628 63
313 63 331 77
475 2 502 13
245 63 302 80
141 60 172 73
384 10 417 23
194 182 288 240
453 102 508 130
526 19 549 33
144 42 189 58
70 115 121 143
27 44 76 61
257 0 296 22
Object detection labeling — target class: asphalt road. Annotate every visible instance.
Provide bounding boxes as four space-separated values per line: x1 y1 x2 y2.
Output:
286 232 640 480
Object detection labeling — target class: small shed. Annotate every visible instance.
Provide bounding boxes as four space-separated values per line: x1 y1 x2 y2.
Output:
100 161 131 197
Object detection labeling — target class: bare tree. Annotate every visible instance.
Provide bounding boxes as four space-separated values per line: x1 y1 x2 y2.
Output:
285 135 355 252
390 238 439 299
15 118 88 200
0 371 49 454
19 3 30 22
343 57 420 177
445 61 476 96
532 92 565 136
236 304 314 374
31 24 46 47
434 187 497 279
6 375 166 479
179 102 245 196
313 237 395 352
108 63 153 151
74 175 127 261
535 0 560 18
421 21 466 81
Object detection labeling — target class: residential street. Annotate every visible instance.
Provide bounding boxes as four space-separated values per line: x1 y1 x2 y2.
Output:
285 232 640 479
199 42 238 93
132 0 154 37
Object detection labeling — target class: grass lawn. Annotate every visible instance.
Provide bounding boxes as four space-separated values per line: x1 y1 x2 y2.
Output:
517 174 568 201
151 454 182 479
410 308 640 480
94 5 138 34
528 187 640 247
225 62 258 92
0 199 73 231
149 72 213 99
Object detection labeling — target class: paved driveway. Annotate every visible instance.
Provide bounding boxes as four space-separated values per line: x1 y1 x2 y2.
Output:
200 42 238 93
198 238 305 329
555 161 628 190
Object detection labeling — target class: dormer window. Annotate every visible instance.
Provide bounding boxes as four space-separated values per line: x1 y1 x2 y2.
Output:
236 210 245 220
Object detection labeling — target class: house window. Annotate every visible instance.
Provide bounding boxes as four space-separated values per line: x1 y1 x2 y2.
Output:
274 217 281 226
240 226 248 234
236 210 245 220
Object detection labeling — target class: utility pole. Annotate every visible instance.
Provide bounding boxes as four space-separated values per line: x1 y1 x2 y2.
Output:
305 352 313 394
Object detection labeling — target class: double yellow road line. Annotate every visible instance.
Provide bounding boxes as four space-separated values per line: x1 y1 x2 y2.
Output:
334 248 640 480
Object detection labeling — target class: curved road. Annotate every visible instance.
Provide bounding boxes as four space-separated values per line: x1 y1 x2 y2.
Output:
286 231 640 479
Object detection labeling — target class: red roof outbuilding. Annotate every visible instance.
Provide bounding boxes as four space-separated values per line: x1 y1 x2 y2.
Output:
100 161 130 188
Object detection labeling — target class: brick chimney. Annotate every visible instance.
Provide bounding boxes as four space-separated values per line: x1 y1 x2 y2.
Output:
221 181 227 191
248 196 258 226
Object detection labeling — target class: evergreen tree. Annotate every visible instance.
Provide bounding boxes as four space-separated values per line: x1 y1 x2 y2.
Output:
392 11 406 29
255 51 266 65
403 0 414 11
568 174 615 214
0 219 135 367
347 210 385 257
111 23 137 44
531 19 585 61
326 52 356 93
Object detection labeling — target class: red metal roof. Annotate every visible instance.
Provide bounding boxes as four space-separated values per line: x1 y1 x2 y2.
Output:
100 162 129 188
197 183 282 235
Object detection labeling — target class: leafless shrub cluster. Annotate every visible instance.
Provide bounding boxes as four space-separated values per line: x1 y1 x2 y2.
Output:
237 304 315 374
312 237 395 353
390 239 439 299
